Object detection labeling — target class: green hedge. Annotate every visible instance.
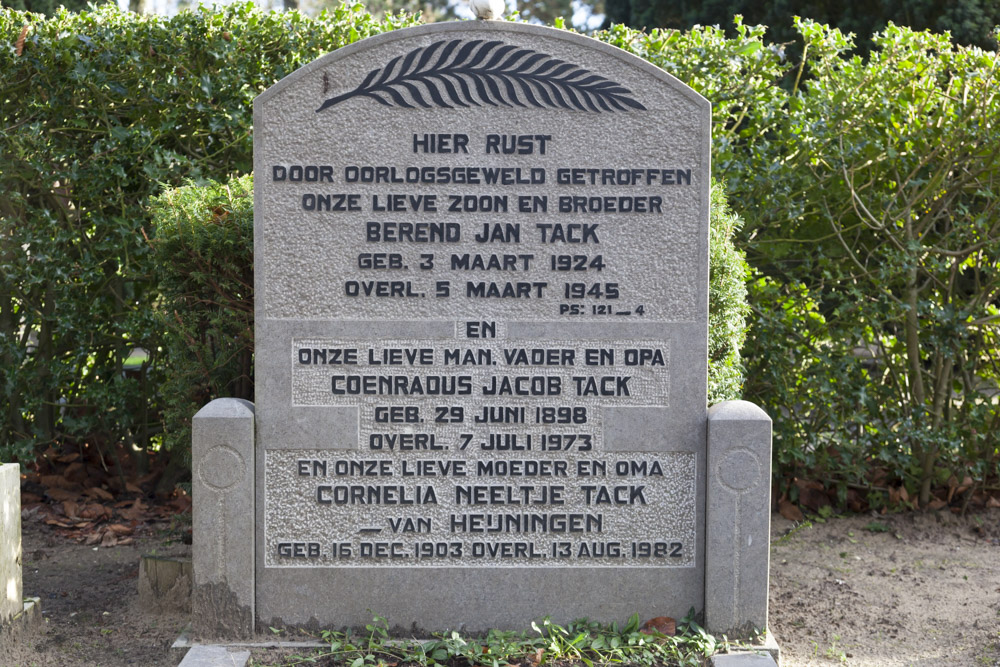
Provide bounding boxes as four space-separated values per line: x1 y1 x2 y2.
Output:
150 175 254 468
599 19 1000 505
5 2 998 505
0 2 419 479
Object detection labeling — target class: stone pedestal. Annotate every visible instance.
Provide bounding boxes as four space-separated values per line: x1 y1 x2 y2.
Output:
705 401 772 635
192 398 255 639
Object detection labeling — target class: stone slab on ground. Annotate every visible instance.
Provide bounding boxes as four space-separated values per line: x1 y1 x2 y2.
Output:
710 653 778 666
177 645 251 667
714 632 781 665
1 462 22 624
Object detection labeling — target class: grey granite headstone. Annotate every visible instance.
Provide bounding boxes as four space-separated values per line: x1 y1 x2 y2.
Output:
1 463 21 625
212 19 774 636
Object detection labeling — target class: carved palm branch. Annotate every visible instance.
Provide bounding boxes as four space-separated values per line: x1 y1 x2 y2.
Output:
317 39 647 113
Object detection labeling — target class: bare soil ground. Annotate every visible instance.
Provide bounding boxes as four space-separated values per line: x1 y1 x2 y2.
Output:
4 507 999 667
769 509 1000 666
3 510 190 667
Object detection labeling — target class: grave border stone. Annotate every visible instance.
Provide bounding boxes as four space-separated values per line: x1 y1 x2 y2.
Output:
1 462 22 625
191 399 255 639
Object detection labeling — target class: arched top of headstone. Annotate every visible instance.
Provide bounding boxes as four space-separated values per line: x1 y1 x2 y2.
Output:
255 22 709 114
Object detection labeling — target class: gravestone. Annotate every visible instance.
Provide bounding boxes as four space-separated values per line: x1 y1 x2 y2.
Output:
192 20 771 639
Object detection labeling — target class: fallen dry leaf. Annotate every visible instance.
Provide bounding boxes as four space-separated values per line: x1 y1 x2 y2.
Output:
46 487 79 502
846 488 866 513
794 478 825 491
987 496 1000 508
64 462 86 481
798 486 831 513
956 476 974 495
15 24 28 57
62 500 79 518
119 501 148 522
79 503 112 521
925 499 947 511
778 500 804 522
84 486 114 501
641 616 676 636
106 523 132 536
41 474 76 490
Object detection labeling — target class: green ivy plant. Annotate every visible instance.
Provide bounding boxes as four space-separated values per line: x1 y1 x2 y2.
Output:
249 613 720 667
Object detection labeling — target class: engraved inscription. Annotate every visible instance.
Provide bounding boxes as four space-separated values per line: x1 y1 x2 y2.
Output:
265 449 696 568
